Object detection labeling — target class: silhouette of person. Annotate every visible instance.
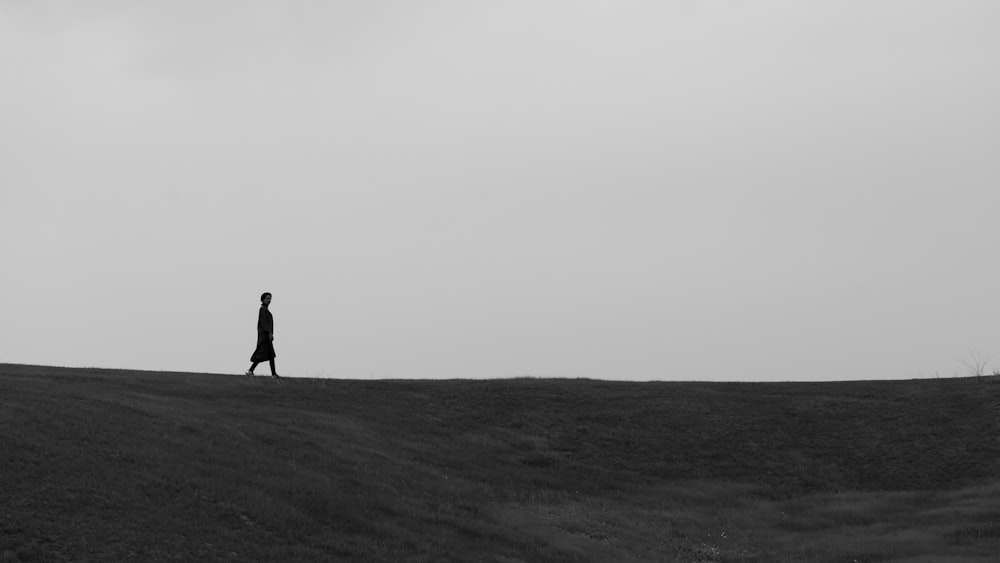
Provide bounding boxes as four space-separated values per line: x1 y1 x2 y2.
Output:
246 292 279 378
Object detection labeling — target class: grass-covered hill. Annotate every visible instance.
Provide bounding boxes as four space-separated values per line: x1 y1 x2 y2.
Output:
2 363 999 562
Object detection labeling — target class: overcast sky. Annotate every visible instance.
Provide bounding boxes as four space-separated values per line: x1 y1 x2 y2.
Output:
2 1 998 380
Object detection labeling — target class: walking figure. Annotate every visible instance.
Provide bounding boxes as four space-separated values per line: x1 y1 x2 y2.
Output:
246 292 279 378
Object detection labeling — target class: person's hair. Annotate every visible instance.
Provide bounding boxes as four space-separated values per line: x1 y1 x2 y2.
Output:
260 292 272 303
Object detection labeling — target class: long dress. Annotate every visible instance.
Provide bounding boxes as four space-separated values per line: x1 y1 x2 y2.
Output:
250 305 276 362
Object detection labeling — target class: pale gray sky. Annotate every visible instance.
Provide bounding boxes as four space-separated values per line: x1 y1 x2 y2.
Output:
2 1 998 380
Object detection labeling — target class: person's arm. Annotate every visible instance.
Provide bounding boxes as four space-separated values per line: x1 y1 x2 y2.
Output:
260 309 274 339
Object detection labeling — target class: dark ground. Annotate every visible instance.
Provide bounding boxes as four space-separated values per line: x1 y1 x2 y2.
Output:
2 364 999 561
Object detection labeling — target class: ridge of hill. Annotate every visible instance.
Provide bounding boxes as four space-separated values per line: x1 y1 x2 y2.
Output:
2 364 999 562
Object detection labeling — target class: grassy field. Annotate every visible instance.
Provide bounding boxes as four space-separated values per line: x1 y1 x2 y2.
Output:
2 363 999 562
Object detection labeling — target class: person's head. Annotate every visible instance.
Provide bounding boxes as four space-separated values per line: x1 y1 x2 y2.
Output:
260 292 272 306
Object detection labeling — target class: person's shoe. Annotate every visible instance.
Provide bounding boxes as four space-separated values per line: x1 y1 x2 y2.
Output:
271 373 281 379
245 370 254 377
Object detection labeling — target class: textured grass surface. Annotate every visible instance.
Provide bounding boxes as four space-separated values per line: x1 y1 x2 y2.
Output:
2 364 999 561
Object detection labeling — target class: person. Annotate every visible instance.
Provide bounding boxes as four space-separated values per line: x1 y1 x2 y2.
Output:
246 292 279 378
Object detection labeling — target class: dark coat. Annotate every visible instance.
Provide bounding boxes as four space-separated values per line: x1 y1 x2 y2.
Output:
250 305 276 362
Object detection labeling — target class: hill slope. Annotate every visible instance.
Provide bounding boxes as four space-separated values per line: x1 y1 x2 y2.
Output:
2 364 999 562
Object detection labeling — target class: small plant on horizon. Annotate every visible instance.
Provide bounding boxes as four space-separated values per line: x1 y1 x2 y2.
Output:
960 349 992 381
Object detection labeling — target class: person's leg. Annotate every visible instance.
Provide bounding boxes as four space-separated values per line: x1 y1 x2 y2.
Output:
247 362 259 376
269 359 278 377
